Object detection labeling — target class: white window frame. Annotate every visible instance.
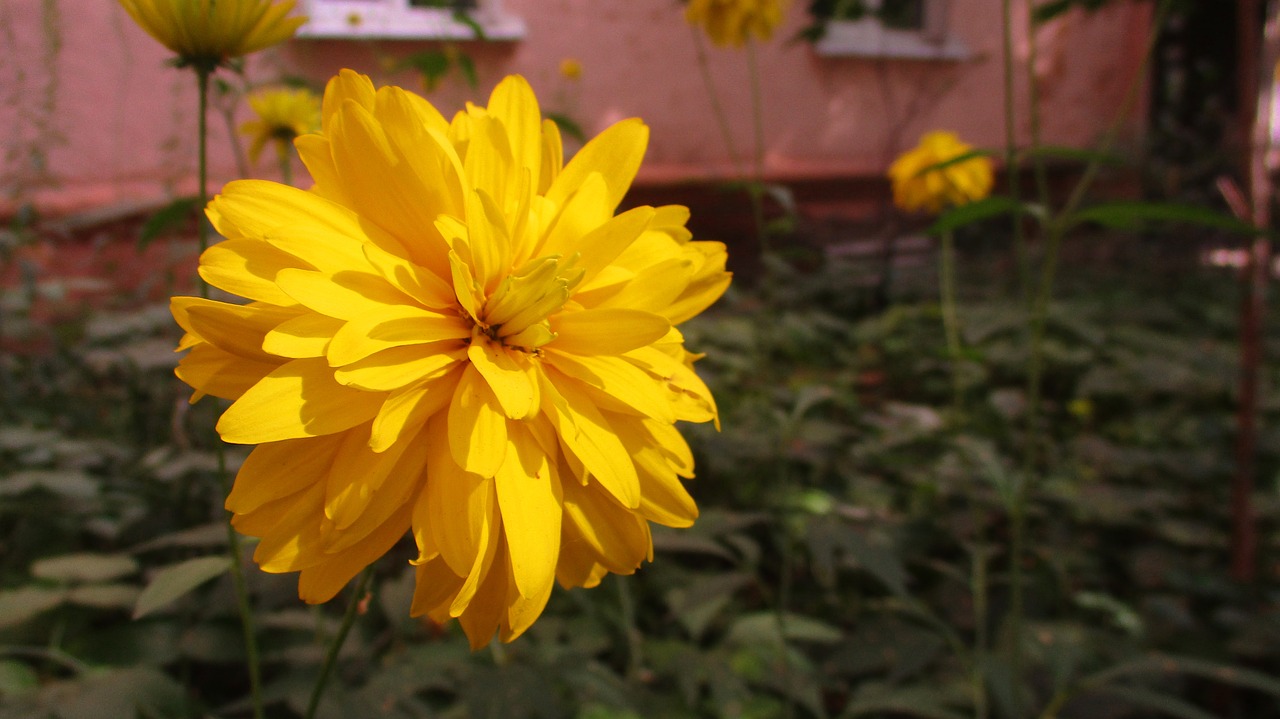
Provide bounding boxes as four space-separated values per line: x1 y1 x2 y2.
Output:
813 0 968 60
294 0 525 41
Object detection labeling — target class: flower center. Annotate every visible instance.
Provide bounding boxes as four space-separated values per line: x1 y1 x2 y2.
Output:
470 254 584 353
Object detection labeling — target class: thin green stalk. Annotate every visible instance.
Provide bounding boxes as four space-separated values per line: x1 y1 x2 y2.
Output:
745 38 770 257
689 25 745 177
219 448 264 719
1025 7 1051 221
1001 0 1031 308
970 545 991 719
305 566 375 719
198 65 264 719
939 229 964 416
277 145 293 187
615 574 643 682
196 69 211 265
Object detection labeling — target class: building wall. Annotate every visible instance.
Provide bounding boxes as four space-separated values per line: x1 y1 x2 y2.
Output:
0 0 1152 217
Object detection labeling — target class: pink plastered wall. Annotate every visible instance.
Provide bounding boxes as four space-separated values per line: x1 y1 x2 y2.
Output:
0 0 1152 217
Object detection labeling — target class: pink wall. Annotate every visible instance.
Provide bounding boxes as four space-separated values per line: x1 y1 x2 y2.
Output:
0 0 1151 217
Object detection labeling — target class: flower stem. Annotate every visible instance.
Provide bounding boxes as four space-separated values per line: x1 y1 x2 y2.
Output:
278 146 293 187
196 69 211 267
305 566 374 719
219 451 264 719
745 38 770 258
615 574 643 682
689 25 745 177
939 229 964 416
198 65 263 719
1001 0 1031 309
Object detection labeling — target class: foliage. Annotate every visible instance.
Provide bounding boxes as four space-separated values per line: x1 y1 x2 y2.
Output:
2 230 1279 717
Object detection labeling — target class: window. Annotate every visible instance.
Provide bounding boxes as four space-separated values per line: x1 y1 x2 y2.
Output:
294 0 524 40
810 0 967 60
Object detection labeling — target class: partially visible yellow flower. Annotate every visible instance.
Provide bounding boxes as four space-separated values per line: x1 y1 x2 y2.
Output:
240 86 321 165
172 71 730 649
559 58 583 81
685 0 788 48
117 0 305 71
887 131 994 214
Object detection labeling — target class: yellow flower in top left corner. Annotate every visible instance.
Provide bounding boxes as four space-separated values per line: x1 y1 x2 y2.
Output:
117 0 305 70
171 70 730 649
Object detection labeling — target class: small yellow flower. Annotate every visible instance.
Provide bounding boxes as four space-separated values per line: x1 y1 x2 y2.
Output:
117 0 305 71
559 58 583 81
685 0 788 48
172 71 730 648
239 86 321 166
887 131 994 214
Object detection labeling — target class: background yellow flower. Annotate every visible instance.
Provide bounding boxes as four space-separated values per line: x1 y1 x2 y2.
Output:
118 0 305 70
887 130 994 214
172 71 730 648
684 0 789 48
559 58 583 81
239 86 321 165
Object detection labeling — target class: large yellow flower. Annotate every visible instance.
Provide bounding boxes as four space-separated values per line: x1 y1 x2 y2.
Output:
240 86 321 165
171 71 730 648
118 0 305 70
887 131 994 215
685 0 789 48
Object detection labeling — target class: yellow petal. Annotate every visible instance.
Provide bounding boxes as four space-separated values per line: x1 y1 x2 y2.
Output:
544 355 674 423
334 341 467 392
275 267 422 322
226 434 342 514
298 502 412 603
545 118 648 213
262 314 343 359
494 424 561 599
327 307 470 367
217 358 386 444
198 239 303 306
538 372 639 508
446 364 508 477
549 308 670 356
176 344 280 402
369 366 463 453
467 336 538 420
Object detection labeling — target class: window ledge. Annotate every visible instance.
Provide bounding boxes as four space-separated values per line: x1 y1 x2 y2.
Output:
813 19 968 60
295 1 525 41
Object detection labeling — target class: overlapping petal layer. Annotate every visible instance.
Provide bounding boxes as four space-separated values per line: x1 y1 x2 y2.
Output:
118 0 305 69
173 70 729 648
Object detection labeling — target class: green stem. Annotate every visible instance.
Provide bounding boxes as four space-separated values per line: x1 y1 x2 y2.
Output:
939 229 964 416
745 38 770 258
1001 0 1031 309
305 566 374 719
220 449 264 719
196 69 211 269
278 144 293 187
1025 9 1052 223
971 545 991 719
198 66 263 719
615 574 643 682
689 25 745 177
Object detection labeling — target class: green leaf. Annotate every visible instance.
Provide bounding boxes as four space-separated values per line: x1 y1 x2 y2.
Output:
1069 201 1262 235
0 587 65 628
132 556 231 619
928 197 1037 235
455 53 479 88
0 469 99 499
32 553 139 583
1085 654 1280 698
911 148 995 178
1019 144 1125 166
402 51 451 91
725 612 843 647
137 196 198 251
842 685 970 719
451 10 487 40
0 660 38 697
1093 686 1218 719
67 584 141 610
546 112 586 143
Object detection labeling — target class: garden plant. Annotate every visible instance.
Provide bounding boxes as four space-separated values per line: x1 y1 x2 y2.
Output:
1 0 1280 718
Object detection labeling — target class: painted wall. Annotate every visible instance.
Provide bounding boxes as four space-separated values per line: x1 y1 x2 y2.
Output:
0 0 1151 217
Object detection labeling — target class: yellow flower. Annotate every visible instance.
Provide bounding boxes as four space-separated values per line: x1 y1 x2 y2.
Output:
239 86 321 165
559 58 583 81
171 71 730 648
117 0 305 71
684 0 788 48
887 131 994 214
